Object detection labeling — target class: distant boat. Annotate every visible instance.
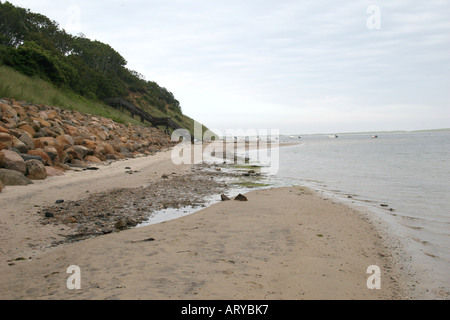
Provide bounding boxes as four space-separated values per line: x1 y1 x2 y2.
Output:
328 134 338 138
372 135 378 139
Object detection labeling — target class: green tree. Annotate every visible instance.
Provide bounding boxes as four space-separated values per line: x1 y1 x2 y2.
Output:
0 1 184 121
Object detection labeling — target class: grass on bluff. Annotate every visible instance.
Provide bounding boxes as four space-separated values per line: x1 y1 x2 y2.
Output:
0 65 207 137
0 65 142 125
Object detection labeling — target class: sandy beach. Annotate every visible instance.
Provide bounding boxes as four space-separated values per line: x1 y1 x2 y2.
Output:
0 147 414 300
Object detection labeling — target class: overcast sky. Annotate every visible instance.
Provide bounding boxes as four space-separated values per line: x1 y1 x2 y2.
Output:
6 0 450 134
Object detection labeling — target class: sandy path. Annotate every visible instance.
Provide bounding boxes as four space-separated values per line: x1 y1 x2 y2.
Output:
0 185 412 300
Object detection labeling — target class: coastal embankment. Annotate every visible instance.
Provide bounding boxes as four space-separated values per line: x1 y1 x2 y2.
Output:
0 97 173 192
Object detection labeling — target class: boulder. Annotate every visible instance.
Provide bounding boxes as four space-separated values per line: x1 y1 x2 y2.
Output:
56 148 69 164
0 149 26 174
81 139 97 150
30 116 51 128
37 110 49 120
92 144 104 156
18 132 35 150
67 159 88 168
1 118 16 130
84 155 103 163
234 194 248 201
106 154 121 160
45 166 65 177
63 124 79 136
20 154 44 163
25 107 40 119
35 127 58 138
46 110 61 121
49 123 65 136
65 147 82 161
72 145 91 159
0 143 6 151
44 211 54 218
0 102 18 119
0 132 12 149
25 159 47 180
18 124 36 137
90 127 108 141
114 219 126 230
120 137 128 143
43 146 58 162
28 149 52 166
0 168 33 186
33 137 58 149
0 126 10 134
30 119 43 132
221 194 231 201
55 134 74 149
120 146 132 157
11 136 29 153
11 103 27 121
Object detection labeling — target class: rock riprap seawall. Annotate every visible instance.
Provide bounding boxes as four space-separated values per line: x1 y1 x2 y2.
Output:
0 98 173 191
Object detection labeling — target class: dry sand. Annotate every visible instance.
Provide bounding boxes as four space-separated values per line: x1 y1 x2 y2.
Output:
0 147 414 300
0 148 191 266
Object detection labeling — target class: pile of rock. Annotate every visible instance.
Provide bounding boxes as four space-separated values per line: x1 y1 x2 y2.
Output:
0 98 174 192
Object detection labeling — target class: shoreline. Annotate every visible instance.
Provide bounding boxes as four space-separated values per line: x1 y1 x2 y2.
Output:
0 147 415 299
0 142 293 265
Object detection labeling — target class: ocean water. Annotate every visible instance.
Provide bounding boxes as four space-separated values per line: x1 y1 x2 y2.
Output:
261 131 450 298
142 131 449 298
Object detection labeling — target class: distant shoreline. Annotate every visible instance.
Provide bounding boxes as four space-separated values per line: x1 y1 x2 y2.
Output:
279 127 450 137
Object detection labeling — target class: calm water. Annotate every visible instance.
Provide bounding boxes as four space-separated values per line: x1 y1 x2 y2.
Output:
145 131 449 297
260 131 450 298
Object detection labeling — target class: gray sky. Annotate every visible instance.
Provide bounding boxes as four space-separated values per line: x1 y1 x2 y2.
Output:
6 0 450 134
